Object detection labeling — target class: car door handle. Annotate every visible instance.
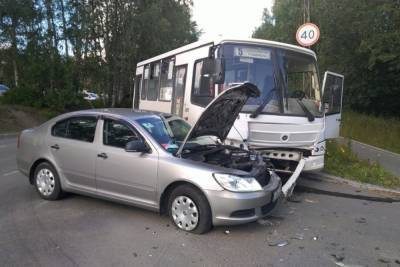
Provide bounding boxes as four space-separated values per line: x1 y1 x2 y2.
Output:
51 144 60 150
97 153 108 159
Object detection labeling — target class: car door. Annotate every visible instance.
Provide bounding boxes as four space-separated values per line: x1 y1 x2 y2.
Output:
322 71 344 139
95 117 158 207
48 116 98 192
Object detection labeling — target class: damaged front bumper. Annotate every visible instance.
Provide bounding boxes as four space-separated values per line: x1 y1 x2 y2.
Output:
281 158 305 197
205 171 282 226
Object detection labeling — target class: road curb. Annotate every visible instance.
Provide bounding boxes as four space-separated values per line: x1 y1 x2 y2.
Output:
336 137 400 177
304 171 400 198
0 133 18 139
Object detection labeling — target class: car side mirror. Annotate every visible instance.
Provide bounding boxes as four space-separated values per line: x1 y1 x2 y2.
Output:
125 139 150 153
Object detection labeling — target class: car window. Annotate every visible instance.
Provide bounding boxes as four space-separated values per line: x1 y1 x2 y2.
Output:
68 117 98 142
168 119 191 141
52 119 69 138
103 119 139 148
52 116 97 142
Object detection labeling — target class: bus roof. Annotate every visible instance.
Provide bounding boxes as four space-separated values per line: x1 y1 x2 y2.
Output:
136 37 317 67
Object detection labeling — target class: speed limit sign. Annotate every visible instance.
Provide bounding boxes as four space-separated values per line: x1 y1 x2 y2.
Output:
296 23 320 47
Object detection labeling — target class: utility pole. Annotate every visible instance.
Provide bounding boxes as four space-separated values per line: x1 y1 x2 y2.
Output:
303 0 310 24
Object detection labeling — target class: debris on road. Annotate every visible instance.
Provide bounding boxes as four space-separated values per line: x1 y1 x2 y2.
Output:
257 218 275 226
267 240 289 247
224 230 230 235
331 253 345 262
305 198 318 203
355 217 367 223
287 195 302 203
291 233 305 240
312 236 319 241
378 258 391 264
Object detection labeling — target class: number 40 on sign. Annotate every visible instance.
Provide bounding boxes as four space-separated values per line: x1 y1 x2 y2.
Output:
296 23 320 47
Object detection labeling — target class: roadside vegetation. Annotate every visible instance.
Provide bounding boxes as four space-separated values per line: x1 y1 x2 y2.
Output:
0 105 52 134
324 140 400 189
341 111 400 154
0 0 198 109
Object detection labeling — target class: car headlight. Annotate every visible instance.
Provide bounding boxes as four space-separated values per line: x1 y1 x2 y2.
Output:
213 173 263 192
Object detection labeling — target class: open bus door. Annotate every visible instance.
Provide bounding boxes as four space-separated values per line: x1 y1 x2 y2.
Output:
322 71 344 139
133 74 142 109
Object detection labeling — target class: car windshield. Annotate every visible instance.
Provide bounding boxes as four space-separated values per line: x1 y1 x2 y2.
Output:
221 44 322 117
136 116 218 153
137 117 176 152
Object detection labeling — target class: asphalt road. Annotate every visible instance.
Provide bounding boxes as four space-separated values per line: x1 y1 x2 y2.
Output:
1 137 400 267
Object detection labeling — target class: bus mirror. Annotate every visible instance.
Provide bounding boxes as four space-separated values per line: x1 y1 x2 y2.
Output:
214 58 225 84
324 102 330 113
201 58 225 84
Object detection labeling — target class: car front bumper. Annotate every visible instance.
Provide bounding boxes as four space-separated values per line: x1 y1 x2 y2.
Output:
205 173 282 226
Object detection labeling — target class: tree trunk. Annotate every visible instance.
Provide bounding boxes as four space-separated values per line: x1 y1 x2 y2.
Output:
10 16 19 87
45 0 56 91
59 0 69 58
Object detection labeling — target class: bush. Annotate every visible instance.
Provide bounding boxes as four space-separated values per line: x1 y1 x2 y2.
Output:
0 86 102 113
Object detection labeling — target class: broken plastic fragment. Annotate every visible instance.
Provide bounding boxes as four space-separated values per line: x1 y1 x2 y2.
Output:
305 198 318 203
257 218 274 226
268 240 289 247
331 253 345 262
355 217 366 223
291 233 304 240
224 230 230 234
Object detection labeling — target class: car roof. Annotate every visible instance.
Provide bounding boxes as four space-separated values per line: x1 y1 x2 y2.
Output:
0 84 9 90
62 108 177 121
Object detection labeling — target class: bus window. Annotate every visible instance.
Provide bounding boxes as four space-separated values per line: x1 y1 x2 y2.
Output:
141 65 149 100
147 62 160 100
159 59 174 101
191 59 214 107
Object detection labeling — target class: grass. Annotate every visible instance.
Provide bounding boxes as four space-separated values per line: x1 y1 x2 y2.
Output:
324 139 400 189
0 104 55 134
341 110 400 154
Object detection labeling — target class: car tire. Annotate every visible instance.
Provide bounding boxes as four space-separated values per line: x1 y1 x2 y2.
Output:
168 184 212 234
33 162 63 200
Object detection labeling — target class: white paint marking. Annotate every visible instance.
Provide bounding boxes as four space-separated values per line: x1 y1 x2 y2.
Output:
3 170 19 177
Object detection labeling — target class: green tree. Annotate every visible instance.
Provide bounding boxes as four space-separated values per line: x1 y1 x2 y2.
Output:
253 0 400 117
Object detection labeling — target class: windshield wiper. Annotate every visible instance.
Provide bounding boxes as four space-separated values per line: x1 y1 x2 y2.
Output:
296 98 315 122
250 88 276 118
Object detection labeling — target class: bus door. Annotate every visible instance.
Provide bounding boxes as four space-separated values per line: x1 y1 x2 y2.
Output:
171 65 187 118
322 71 344 139
133 74 142 109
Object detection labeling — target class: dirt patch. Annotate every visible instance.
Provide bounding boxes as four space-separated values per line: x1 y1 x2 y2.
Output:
0 105 50 133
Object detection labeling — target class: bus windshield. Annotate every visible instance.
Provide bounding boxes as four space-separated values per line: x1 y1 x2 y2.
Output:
221 44 322 117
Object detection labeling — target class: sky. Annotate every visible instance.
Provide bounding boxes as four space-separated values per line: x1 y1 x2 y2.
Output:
192 0 274 40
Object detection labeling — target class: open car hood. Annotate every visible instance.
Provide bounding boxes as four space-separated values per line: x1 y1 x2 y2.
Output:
176 82 260 156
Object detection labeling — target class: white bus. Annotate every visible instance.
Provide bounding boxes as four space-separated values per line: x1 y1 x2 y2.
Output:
133 38 343 194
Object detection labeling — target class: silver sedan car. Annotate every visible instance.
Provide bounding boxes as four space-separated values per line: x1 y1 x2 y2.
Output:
17 83 282 234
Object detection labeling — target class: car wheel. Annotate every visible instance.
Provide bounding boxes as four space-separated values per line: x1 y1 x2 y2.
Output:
168 185 212 234
34 162 63 200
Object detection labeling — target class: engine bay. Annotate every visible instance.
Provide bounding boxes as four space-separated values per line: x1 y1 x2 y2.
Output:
182 145 273 187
